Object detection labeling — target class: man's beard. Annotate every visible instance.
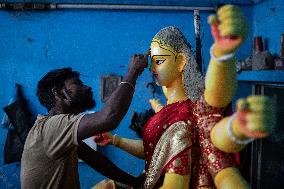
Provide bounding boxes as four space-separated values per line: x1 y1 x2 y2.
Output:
69 92 96 113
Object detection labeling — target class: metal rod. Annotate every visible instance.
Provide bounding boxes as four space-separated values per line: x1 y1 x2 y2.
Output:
0 3 216 11
194 9 203 73
56 4 216 11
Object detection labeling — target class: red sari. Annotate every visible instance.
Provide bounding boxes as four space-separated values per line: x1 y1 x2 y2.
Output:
143 96 236 189
191 96 236 188
143 99 194 189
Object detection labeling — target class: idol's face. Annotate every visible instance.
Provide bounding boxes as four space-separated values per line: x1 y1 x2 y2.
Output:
150 40 181 87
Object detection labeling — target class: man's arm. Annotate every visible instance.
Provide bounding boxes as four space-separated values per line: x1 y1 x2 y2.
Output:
78 142 144 187
77 54 148 141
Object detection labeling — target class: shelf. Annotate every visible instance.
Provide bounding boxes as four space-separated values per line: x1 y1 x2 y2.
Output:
237 70 284 83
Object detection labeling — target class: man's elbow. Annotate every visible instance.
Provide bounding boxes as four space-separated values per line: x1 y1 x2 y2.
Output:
104 120 119 131
103 110 122 131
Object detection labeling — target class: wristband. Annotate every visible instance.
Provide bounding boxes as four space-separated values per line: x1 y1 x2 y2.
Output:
120 81 135 90
154 103 162 111
112 134 117 145
227 113 254 145
210 44 235 62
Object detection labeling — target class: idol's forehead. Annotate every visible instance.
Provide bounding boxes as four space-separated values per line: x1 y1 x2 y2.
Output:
150 39 176 56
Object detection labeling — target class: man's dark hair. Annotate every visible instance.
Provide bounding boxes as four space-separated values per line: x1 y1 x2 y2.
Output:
36 67 80 111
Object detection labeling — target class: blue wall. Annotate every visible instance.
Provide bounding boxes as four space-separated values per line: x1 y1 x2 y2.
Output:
0 8 214 189
252 0 284 55
234 0 284 106
1 0 281 188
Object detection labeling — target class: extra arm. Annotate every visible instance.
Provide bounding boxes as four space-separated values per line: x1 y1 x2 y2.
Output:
204 57 237 108
204 5 248 108
211 95 276 153
205 5 251 153
207 6 276 153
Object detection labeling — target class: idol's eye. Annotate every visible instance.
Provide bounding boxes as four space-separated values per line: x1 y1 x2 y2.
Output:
155 59 165 65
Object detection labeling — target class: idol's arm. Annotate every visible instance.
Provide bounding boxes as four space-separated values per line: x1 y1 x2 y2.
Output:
204 5 251 189
206 6 275 153
204 56 237 108
214 167 250 189
204 5 248 108
211 95 275 153
209 81 275 188
204 5 251 153
204 6 276 189
114 136 145 159
159 174 190 189
94 133 145 159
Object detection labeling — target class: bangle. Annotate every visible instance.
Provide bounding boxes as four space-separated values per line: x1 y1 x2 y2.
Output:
227 113 254 145
210 44 235 62
112 134 117 145
154 103 162 111
120 81 135 90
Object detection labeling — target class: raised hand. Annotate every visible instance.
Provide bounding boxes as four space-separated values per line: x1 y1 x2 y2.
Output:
93 132 113 146
208 5 248 56
236 95 276 138
128 54 148 76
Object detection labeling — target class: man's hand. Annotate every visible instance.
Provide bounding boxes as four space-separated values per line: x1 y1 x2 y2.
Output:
94 132 113 146
236 95 276 138
78 142 143 188
208 5 248 56
128 54 148 76
132 172 146 188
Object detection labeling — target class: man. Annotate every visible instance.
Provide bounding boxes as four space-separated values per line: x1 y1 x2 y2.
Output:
21 54 148 189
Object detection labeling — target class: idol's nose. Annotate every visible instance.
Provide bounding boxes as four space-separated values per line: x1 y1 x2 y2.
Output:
149 60 155 73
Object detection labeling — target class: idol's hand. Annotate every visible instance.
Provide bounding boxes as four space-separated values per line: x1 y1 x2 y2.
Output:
93 132 113 146
236 95 276 138
149 99 163 111
208 5 248 56
129 54 148 76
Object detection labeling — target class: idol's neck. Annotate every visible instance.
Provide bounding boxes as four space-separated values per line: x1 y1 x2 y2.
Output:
166 77 188 105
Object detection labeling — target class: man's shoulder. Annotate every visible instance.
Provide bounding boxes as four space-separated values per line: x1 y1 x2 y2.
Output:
43 113 84 134
29 115 49 132
46 113 84 123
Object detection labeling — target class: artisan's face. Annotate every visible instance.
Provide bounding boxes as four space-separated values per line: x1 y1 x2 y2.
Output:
150 40 181 87
63 77 96 112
